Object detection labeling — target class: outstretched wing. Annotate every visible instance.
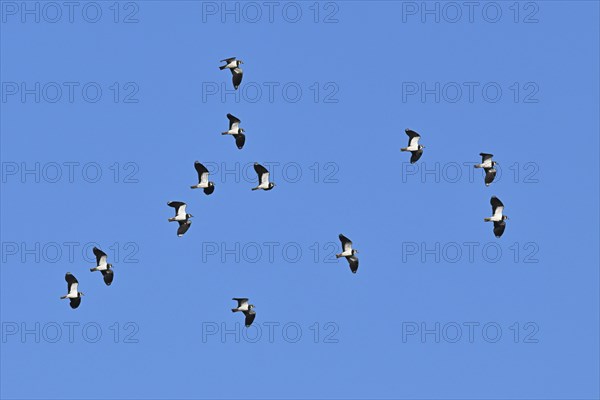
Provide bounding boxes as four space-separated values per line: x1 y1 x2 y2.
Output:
233 298 249 308
177 220 191 237
65 273 78 294
168 201 187 217
231 68 243 89
194 161 209 184
254 163 269 185
480 153 494 163
405 129 421 147
484 168 497 186
92 247 107 267
347 255 359 274
221 57 237 63
234 133 245 149
69 297 81 309
410 149 423 164
227 113 240 131
243 311 256 327
490 196 504 218
101 269 114 286
493 220 506 238
339 234 352 252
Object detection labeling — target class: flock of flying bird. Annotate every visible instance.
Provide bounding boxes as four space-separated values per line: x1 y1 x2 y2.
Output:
59 57 509 326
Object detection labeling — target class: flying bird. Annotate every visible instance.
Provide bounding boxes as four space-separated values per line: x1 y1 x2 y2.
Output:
222 113 245 149
474 153 498 186
60 273 84 309
219 57 243 89
89 246 114 286
167 201 193 237
484 196 509 237
252 163 276 191
401 129 425 163
336 234 359 273
231 298 256 327
190 161 215 195
219 57 243 70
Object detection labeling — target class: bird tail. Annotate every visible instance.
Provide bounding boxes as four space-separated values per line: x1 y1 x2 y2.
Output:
219 65 227 70
60 295 67 299
400 147 408 152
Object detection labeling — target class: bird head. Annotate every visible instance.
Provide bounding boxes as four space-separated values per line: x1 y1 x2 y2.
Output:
239 128 245 133
503 215 509 220
209 181 215 187
79 292 85 296
419 145 426 149
237 60 244 65
269 182 276 189
353 249 359 255
249 304 255 309
187 213 194 218
107 263 113 269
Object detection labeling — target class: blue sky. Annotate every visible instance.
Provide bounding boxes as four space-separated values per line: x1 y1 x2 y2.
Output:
1 1 599 399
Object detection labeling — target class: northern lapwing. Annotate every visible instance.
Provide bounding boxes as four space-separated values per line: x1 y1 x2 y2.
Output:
484 196 509 237
231 298 256 327
336 234 359 273
60 273 84 309
401 129 425 164
252 163 275 191
167 201 193 237
191 161 215 195
475 153 498 186
90 247 114 286
222 113 245 149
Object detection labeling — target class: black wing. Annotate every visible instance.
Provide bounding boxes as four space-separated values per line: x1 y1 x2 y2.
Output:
490 196 504 213
65 273 78 292
221 57 236 63
167 201 186 215
234 133 245 149
92 247 107 265
347 255 359 274
231 68 243 89
101 269 114 286
69 297 81 309
227 113 240 130
233 298 248 308
410 149 423 164
243 311 256 327
177 220 191 237
194 161 208 181
484 168 497 186
493 220 506 238
405 129 420 140
203 185 215 195
254 163 268 183
339 234 352 248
